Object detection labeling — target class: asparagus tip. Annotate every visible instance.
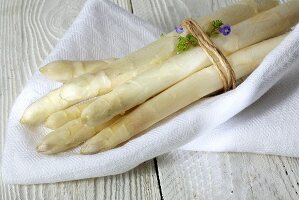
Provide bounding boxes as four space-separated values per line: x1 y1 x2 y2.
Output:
36 144 50 152
80 143 102 155
39 66 47 74
80 115 89 125
20 115 36 126
43 121 57 130
20 117 26 124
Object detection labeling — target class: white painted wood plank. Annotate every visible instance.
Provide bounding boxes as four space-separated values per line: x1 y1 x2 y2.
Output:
111 0 132 12
157 151 299 200
0 0 160 199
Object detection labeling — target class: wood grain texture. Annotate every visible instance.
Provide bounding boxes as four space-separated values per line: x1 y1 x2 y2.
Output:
131 0 239 32
157 151 299 200
2 0 299 199
1 161 160 200
0 0 160 199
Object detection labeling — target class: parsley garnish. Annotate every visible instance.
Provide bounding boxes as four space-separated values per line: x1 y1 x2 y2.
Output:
206 19 224 37
176 34 198 54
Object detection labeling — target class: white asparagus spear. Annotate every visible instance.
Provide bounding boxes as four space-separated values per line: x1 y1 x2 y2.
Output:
80 34 286 154
58 1 275 102
21 2 272 125
37 116 119 154
81 2 299 126
21 88 71 125
40 58 117 82
44 100 95 129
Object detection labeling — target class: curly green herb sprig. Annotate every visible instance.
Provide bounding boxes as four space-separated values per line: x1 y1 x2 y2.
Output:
175 19 231 54
177 34 198 54
206 19 224 37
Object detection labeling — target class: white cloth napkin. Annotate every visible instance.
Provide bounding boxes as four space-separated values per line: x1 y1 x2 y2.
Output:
2 0 299 184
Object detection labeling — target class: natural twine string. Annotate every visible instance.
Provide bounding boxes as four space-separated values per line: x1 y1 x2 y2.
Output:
181 18 237 91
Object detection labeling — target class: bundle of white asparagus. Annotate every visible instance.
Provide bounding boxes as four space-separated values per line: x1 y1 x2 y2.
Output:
20 0 299 155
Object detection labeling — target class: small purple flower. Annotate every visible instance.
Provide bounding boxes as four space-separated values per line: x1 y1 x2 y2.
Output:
175 26 184 34
219 25 231 36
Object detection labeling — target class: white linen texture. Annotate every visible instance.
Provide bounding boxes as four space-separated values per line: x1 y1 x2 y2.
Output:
2 0 299 184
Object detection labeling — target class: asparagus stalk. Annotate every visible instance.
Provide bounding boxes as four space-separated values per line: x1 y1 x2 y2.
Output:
40 58 117 82
58 1 276 101
37 116 119 154
80 34 286 154
81 2 299 126
44 100 95 129
21 2 273 125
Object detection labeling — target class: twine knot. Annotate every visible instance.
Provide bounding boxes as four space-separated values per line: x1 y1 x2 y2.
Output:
181 19 236 91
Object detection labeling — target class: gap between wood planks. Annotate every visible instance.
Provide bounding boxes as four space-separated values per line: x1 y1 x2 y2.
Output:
154 158 164 199
129 2 163 198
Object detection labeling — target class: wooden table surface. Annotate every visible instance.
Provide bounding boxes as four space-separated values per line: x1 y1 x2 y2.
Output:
1 0 299 199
